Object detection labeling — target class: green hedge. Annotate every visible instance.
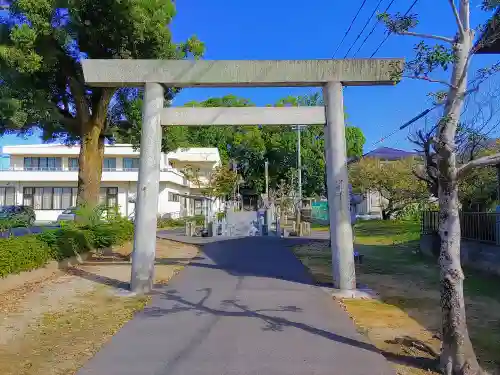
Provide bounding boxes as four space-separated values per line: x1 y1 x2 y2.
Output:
157 215 205 228
0 236 53 278
0 218 134 278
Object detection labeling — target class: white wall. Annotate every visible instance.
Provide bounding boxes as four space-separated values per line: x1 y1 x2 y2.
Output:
356 190 384 217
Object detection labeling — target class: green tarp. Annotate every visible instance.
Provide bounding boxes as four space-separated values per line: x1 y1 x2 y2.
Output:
312 201 329 222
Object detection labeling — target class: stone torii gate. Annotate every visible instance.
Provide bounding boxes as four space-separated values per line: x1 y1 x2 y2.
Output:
82 59 403 294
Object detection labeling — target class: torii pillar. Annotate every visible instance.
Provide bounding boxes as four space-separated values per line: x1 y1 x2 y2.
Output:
82 58 403 294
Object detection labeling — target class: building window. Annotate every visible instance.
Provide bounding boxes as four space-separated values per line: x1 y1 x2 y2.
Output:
123 158 139 170
41 188 52 210
23 188 33 207
194 199 203 216
68 158 79 171
61 188 72 208
0 187 15 206
99 187 118 208
23 187 78 210
123 158 139 171
24 157 62 171
103 158 117 171
168 192 180 202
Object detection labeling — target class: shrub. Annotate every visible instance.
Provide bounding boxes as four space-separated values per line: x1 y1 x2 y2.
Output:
0 235 53 278
37 227 94 260
0 205 137 278
157 217 184 228
157 215 205 228
193 215 205 225
89 219 134 248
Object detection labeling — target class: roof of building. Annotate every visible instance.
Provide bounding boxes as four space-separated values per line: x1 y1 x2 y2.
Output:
362 147 419 160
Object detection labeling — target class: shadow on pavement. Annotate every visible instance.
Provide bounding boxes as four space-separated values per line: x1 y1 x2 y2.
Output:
67 234 438 372
140 287 438 371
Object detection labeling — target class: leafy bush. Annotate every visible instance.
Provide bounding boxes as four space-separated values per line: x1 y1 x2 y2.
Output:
191 215 205 225
157 215 205 228
157 217 182 228
0 204 135 278
74 203 108 227
55 228 94 259
0 235 53 278
394 201 439 222
89 219 134 248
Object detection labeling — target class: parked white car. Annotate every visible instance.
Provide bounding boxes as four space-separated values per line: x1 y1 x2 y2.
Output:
356 213 381 221
56 207 77 223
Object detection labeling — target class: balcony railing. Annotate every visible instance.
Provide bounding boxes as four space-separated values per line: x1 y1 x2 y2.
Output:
0 167 179 173
0 166 192 185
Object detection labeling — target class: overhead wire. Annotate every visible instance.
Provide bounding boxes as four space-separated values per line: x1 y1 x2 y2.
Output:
369 0 419 57
332 0 369 58
352 0 398 57
343 0 385 58
368 103 443 149
364 82 491 153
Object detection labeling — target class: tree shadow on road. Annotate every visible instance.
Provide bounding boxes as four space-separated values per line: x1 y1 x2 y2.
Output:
140 286 438 372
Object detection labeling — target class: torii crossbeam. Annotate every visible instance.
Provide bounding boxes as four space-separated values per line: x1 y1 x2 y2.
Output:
82 58 403 294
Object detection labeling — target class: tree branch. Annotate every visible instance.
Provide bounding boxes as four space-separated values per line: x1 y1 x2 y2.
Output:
457 152 500 178
397 31 455 44
448 0 465 36
402 75 458 88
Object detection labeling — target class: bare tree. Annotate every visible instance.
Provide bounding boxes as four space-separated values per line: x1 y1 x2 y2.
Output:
380 2 500 374
411 80 500 198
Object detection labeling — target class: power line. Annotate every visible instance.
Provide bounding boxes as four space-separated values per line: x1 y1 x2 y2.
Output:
347 103 443 164
370 104 441 148
343 0 385 58
369 0 419 58
332 0 369 58
352 0 398 57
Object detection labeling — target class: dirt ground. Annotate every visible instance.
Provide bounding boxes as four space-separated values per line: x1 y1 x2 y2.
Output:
0 239 199 375
293 221 500 375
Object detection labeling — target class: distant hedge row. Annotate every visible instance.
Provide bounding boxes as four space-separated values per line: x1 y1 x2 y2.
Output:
0 219 134 278
157 215 205 228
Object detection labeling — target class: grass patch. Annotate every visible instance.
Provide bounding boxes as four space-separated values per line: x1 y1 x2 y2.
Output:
0 287 150 375
292 220 500 375
0 239 199 375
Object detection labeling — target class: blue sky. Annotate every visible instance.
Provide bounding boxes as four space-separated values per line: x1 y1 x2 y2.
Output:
1 0 499 153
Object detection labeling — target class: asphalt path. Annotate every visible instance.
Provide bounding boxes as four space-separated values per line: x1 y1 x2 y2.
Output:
77 235 394 375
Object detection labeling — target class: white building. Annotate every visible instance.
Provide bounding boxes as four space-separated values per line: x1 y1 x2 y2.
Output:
0 144 222 223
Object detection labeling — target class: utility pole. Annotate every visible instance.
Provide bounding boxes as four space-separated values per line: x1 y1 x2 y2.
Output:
265 160 269 196
292 125 306 236
264 160 273 234
297 127 302 206
292 125 306 206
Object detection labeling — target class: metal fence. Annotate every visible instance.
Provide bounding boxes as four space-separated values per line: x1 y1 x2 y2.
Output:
421 210 500 244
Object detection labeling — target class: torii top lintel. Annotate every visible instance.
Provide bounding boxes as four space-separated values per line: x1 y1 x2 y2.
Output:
81 59 404 88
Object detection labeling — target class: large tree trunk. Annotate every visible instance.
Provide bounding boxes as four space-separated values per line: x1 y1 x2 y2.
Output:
77 120 105 207
438 182 481 375
437 13 482 373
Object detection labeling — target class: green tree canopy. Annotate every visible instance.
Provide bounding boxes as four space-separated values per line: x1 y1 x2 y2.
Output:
349 157 428 219
0 0 203 205
116 92 366 197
